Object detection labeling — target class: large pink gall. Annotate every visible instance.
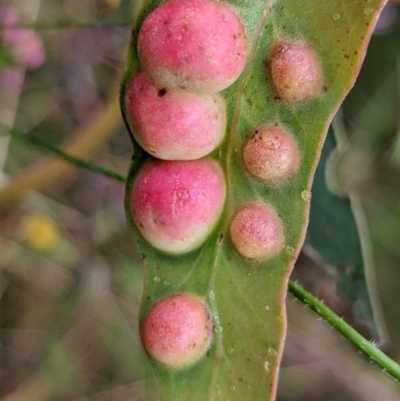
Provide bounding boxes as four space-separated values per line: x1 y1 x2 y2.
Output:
125 71 226 160
137 0 247 93
130 159 226 253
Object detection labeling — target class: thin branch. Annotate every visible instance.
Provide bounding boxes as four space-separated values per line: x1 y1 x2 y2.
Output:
288 280 400 382
0 87 121 205
5 128 126 183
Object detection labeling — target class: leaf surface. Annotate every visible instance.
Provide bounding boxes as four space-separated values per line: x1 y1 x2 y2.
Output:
121 1 387 400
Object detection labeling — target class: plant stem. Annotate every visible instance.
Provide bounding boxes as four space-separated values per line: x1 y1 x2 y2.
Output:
4 127 126 183
5 131 400 382
288 280 400 381
29 135 126 183
0 91 121 205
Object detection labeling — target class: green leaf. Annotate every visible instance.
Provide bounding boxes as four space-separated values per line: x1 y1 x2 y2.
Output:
121 1 387 400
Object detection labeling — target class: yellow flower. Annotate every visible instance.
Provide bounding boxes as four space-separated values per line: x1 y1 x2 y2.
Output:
20 214 60 252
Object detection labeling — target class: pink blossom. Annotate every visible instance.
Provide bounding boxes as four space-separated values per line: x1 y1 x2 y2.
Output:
4 29 46 69
0 6 19 27
1 6 46 70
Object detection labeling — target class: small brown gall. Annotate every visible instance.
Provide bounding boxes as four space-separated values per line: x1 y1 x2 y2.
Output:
268 42 322 103
243 126 299 184
230 204 284 259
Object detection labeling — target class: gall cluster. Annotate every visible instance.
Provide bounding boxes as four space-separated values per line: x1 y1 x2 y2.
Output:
124 0 322 369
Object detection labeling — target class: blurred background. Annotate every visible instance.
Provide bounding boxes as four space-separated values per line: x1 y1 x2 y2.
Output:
0 0 400 400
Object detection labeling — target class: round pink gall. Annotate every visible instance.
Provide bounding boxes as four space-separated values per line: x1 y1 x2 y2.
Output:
268 42 322 103
141 294 212 368
137 0 247 93
243 126 300 184
130 159 226 253
125 71 226 160
230 204 284 259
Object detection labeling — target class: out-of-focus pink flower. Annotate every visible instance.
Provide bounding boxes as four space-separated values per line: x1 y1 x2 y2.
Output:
4 29 46 69
0 6 46 70
0 6 19 27
0 69 24 92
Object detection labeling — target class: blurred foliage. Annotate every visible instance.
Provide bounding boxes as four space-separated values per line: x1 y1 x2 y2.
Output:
0 1 400 401
340 2 400 361
307 127 379 340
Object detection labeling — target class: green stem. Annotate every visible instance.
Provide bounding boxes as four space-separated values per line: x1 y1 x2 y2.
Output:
4 128 126 183
288 280 400 381
6 128 400 382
